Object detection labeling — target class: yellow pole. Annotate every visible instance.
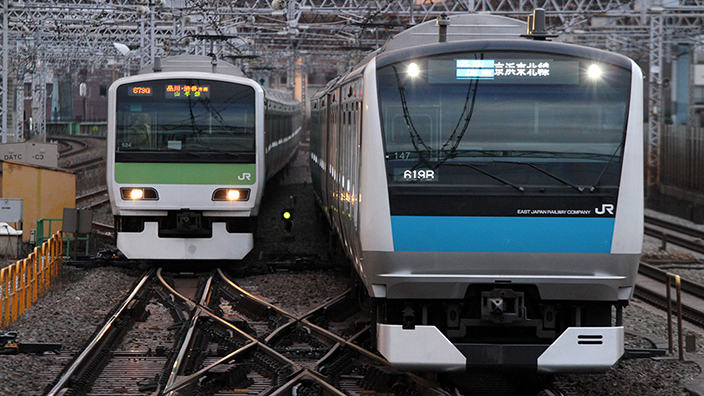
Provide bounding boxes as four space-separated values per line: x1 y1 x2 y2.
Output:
50 236 56 279
34 247 44 297
30 253 37 304
54 235 60 278
43 242 50 286
23 259 31 312
18 260 26 317
39 245 47 295
10 263 18 323
0 267 8 327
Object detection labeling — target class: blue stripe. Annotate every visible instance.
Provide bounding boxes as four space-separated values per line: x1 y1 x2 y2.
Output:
390 216 615 253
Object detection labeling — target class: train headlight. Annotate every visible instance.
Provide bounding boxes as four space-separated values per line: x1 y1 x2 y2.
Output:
212 188 250 201
130 189 144 200
586 63 603 80
227 189 240 201
406 62 421 78
120 187 158 200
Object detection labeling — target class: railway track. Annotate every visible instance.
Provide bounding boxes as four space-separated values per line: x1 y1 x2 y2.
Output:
644 215 704 255
46 268 452 396
53 135 107 172
54 136 89 157
77 187 109 209
635 261 704 328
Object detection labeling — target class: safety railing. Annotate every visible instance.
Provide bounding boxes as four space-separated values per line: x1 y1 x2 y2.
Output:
0 231 64 328
37 218 89 256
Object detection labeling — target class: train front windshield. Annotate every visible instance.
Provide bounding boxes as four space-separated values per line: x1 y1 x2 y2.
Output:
377 52 631 191
115 79 255 162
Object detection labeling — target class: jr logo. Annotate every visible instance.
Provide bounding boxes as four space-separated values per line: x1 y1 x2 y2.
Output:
238 172 252 181
595 204 615 215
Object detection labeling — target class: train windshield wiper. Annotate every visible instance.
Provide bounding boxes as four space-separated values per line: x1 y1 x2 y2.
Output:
492 161 584 192
589 141 624 192
443 162 524 192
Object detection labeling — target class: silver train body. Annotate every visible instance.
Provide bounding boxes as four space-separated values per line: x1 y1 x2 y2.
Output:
107 56 301 260
310 15 643 372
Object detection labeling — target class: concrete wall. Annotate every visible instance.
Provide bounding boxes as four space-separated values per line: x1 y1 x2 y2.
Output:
1 161 76 241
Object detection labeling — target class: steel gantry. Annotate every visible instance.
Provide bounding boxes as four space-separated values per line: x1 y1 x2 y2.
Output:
0 0 703 164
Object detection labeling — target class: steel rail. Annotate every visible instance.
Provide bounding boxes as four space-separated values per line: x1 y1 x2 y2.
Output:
640 261 704 300
645 215 704 241
636 262 704 328
268 370 347 396
634 284 704 328
76 187 109 209
158 269 302 395
216 270 450 395
220 270 385 362
163 275 213 396
46 272 152 396
644 225 704 254
54 136 89 157
216 268 298 320
65 156 104 170
644 216 704 254
76 187 108 202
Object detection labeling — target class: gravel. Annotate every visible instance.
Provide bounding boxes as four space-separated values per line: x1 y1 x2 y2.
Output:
0 265 138 396
235 270 350 317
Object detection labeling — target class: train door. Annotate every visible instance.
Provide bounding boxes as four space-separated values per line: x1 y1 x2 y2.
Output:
339 88 350 252
310 99 323 206
343 83 356 255
321 95 330 217
351 80 363 259
327 89 342 237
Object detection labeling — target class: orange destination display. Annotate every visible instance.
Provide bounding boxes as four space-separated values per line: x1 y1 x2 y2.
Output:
128 86 152 96
165 84 210 99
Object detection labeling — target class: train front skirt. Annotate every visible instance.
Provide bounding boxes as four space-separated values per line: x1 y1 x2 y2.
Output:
117 222 253 260
377 323 624 372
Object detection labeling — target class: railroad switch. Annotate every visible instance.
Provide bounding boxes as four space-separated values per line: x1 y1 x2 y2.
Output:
0 331 61 355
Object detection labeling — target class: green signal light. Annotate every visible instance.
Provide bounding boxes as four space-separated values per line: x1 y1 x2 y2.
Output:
282 211 291 220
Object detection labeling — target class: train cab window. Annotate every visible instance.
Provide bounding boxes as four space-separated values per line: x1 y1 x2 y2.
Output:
377 51 631 189
116 79 255 162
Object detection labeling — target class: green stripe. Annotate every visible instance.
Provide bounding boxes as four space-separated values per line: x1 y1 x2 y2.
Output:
115 162 256 185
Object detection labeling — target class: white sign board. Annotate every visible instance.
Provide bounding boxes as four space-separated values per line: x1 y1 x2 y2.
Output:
0 142 58 168
0 198 22 222
695 65 704 86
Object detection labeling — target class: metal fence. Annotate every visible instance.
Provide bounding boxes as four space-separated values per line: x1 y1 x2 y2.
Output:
0 232 63 328
659 125 704 192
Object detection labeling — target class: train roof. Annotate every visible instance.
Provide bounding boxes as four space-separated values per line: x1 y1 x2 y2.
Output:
384 14 526 51
375 39 634 69
310 13 633 98
265 88 301 107
137 55 300 106
139 55 245 76
355 14 527 67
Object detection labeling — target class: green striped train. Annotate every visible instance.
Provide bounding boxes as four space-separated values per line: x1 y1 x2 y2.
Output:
107 55 302 260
